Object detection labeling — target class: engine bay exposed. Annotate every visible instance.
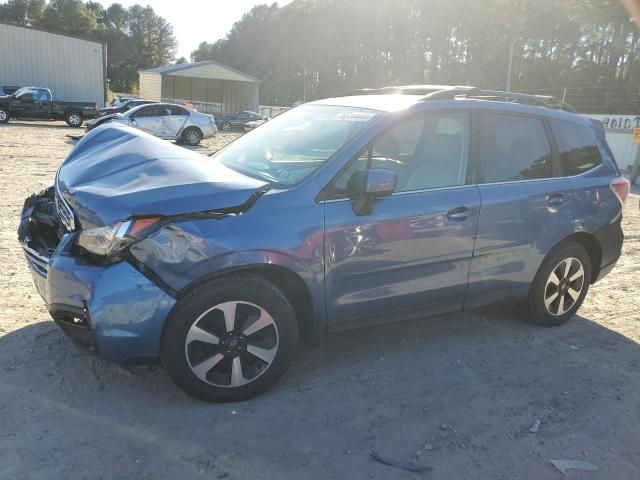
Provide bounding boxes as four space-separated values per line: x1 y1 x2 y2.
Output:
18 186 65 260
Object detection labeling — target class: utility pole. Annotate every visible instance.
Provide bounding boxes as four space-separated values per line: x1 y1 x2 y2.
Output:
506 38 518 92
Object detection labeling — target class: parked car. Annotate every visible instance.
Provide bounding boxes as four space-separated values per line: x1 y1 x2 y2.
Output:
85 103 216 145
98 99 157 117
108 96 139 108
19 86 629 402
0 87 99 127
216 111 268 131
0 85 20 96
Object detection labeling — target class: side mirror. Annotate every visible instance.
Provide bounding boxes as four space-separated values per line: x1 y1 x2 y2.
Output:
348 168 397 216
129 118 137 126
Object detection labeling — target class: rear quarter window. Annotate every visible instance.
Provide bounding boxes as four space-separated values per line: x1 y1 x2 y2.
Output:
550 118 602 176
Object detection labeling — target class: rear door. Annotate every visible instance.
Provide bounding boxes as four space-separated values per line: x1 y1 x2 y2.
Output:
162 105 189 138
234 112 251 127
323 111 481 327
33 89 53 118
465 112 575 307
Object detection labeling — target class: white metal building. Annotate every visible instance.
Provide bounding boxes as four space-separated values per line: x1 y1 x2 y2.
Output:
139 61 260 115
0 22 106 106
586 114 640 171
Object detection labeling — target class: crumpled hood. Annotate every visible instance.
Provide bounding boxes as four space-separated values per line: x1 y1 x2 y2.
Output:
57 123 266 229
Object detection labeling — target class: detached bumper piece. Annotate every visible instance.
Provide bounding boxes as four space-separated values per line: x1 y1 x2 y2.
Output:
49 304 98 352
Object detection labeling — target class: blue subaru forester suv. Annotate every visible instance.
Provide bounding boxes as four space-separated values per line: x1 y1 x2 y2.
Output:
19 86 629 401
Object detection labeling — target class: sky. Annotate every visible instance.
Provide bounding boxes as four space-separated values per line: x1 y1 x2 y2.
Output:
97 0 294 60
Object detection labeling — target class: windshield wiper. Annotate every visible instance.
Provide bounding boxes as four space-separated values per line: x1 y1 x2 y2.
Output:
221 162 289 188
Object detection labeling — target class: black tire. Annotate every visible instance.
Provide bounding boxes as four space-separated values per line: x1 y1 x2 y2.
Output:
0 107 9 124
526 241 591 326
181 126 203 146
65 111 83 128
221 122 232 131
161 274 299 402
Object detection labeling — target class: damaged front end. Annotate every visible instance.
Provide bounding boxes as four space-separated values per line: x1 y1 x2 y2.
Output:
17 185 177 363
18 186 97 349
19 186 67 277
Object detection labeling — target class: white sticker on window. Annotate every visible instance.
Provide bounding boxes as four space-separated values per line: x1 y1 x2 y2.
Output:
332 111 376 122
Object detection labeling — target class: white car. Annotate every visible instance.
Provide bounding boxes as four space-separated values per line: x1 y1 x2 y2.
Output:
86 103 217 146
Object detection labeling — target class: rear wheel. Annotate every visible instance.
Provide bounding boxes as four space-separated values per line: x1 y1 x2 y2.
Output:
161 275 298 402
65 111 83 128
0 107 9 124
526 241 591 326
221 122 232 131
181 126 203 146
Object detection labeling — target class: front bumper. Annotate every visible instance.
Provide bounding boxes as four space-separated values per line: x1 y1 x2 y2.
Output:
20 199 176 364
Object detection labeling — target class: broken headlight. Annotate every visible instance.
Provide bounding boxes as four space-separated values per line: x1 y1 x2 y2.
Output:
76 217 161 258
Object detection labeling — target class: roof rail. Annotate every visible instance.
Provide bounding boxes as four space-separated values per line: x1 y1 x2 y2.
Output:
336 84 577 112
335 84 477 97
420 87 576 112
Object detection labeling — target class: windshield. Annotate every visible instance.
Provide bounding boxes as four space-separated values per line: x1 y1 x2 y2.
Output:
212 105 379 186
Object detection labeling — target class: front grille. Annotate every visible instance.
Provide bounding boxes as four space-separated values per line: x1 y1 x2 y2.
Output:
55 187 75 232
23 245 49 277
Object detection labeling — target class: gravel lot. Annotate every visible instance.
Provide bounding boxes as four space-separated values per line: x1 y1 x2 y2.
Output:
1 120 639 480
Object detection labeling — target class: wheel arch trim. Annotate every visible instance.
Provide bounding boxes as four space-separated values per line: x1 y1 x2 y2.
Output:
168 250 326 344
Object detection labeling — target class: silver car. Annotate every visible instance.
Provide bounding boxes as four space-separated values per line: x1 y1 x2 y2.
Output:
86 103 217 146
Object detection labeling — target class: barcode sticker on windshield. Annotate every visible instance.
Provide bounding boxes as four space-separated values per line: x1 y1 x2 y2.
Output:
332 111 375 122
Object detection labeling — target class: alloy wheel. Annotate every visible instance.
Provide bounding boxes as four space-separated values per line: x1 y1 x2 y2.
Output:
186 130 200 145
0 110 6 122
184 301 279 388
543 257 585 316
68 114 81 126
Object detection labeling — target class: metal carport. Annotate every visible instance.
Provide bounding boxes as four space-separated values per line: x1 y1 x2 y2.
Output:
139 61 260 115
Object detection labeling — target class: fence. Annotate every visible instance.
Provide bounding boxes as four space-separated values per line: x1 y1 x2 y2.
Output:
162 98 290 118
162 98 224 115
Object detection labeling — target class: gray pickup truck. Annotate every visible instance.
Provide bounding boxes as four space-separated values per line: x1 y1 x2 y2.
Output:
0 87 99 127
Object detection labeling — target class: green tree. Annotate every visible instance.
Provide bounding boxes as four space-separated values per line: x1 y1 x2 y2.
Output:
0 0 45 26
189 0 640 112
40 0 98 36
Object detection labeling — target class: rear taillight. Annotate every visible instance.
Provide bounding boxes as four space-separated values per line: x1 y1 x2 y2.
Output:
610 177 630 205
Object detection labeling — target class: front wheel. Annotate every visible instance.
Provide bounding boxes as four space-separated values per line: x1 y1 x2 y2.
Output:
0 107 9 124
65 111 83 127
526 241 591 326
161 275 299 402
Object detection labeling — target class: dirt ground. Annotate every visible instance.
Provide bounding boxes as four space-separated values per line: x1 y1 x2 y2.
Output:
1 120 639 480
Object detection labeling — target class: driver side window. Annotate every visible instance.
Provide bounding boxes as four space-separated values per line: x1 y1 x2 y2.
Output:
17 88 35 102
329 112 470 199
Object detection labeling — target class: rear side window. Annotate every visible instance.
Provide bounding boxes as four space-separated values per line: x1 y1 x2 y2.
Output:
550 119 602 176
480 114 553 182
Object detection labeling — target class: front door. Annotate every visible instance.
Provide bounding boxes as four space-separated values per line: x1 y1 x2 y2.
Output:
323 111 480 328
130 105 164 136
11 88 41 119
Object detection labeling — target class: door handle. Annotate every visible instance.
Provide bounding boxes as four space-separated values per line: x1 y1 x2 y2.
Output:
446 206 474 221
547 192 569 206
